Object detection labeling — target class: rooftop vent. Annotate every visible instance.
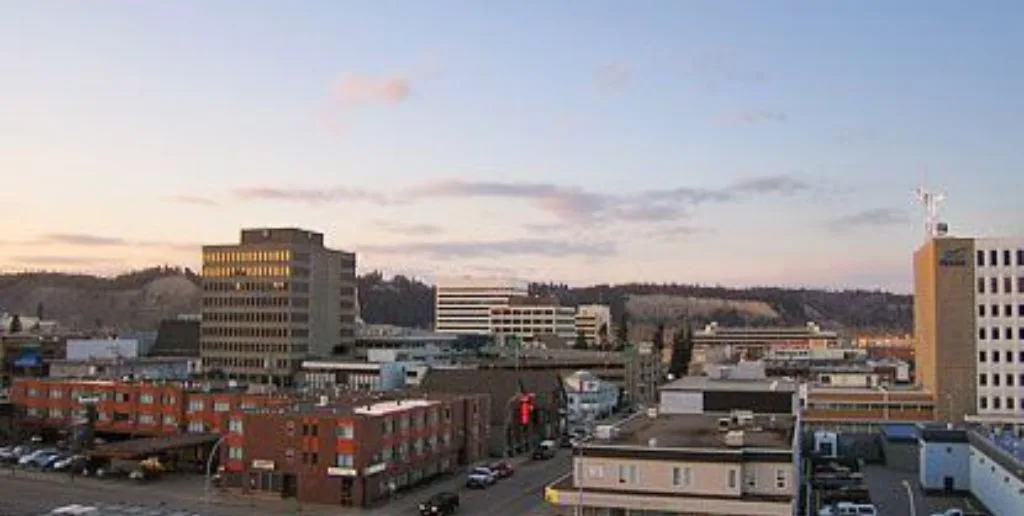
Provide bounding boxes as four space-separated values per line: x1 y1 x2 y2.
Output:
725 430 745 447
648 437 658 447
318 395 328 407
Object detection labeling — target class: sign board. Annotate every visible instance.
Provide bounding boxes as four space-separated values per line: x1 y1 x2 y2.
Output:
364 462 387 475
939 247 968 267
251 459 275 470
327 467 357 477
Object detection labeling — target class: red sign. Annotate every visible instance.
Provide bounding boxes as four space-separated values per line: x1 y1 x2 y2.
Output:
519 394 534 425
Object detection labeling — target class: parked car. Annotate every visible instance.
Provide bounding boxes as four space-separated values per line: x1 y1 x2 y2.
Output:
558 435 574 448
419 491 459 515
19 449 57 467
490 461 514 479
930 510 964 516
51 454 87 472
532 440 557 460
818 501 878 516
465 467 496 489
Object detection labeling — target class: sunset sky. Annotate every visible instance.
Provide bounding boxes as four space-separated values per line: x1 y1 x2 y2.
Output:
2 1 1022 292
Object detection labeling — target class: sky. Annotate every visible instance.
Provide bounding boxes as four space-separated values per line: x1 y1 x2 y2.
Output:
1 1 1023 293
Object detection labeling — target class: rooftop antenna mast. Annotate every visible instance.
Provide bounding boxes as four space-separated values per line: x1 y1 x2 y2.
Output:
914 186 946 240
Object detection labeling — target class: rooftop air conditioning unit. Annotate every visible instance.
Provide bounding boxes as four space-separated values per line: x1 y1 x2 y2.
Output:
718 418 732 432
725 430 745 447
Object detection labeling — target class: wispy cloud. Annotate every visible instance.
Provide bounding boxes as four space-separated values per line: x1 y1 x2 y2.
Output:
717 110 788 125
233 186 392 205
334 74 412 106
164 194 219 207
646 225 706 238
593 63 631 95
683 49 771 88
12 233 198 253
827 208 909 233
373 219 445 236
359 238 615 259
230 174 813 225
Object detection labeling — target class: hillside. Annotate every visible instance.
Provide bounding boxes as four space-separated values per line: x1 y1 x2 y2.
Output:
0 268 912 333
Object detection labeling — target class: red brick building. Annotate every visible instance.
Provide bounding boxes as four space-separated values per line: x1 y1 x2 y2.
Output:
223 393 490 507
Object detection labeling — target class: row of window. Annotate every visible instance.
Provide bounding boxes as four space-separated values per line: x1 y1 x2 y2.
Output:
976 277 1024 295
978 304 1024 318
977 327 1024 341
201 296 308 308
978 373 1024 387
977 249 1024 268
977 350 1024 363
200 327 309 338
201 356 296 371
380 407 452 435
202 311 310 324
202 266 308 278
201 342 307 355
580 463 789 491
978 396 1023 411
807 402 934 411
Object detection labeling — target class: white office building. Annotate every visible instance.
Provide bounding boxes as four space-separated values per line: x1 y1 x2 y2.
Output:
972 238 1024 427
434 276 528 334
575 304 611 347
489 297 576 346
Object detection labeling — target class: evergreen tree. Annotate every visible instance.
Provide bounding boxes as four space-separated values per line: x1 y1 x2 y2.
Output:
616 312 629 343
35 302 44 320
8 314 22 333
652 323 666 353
669 323 694 378
573 331 588 349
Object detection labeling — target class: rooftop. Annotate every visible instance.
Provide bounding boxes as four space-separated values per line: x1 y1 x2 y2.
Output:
660 376 799 393
354 398 437 415
590 413 795 450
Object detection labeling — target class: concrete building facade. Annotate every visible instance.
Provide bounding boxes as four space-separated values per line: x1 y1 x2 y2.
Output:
691 322 838 369
200 228 356 386
489 296 577 346
575 305 611 347
433 276 528 334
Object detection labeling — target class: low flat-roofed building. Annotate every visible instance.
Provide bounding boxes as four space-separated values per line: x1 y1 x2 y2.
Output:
658 371 800 416
48 356 199 381
545 412 800 516
299 360 410 391
692 322 839 367
802 385 936 432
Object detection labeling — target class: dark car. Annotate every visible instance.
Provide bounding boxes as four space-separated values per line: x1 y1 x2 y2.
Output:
559 435 573 448
490 461 514 479
419 491 459 515
532 440 556 460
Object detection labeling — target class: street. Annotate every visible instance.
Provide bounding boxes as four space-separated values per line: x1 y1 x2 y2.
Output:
0 452 571 516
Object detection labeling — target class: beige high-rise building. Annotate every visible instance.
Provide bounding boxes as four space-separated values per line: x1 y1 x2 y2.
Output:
200 228 356 386
913 236 978 422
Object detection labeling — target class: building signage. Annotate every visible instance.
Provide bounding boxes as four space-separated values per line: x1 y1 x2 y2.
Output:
363 463 387 475
327 467 357 477
939 247 967 267
251 459 275 470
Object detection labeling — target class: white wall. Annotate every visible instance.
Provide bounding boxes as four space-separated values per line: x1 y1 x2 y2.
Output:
66 339 140 361
918 441 969 491
969 444 1024 516
659 391 704 415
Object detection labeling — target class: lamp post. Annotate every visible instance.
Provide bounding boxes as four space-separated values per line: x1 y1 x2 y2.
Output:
205 435 226 504
901 479 916 516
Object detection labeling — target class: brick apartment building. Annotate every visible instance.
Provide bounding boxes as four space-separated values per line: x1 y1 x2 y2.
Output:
10 377 490 508
224 393 489 507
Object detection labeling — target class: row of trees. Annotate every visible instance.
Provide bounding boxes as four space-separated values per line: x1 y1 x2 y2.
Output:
570 313 695 378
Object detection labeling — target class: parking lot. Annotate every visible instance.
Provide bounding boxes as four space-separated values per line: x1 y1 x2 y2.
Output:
861 465 988 516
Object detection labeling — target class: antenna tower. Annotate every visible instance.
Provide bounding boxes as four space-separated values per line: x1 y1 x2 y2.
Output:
914 186 946 239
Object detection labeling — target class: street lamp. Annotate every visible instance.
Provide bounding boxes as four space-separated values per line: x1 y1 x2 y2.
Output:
205 435 227 504
901 479 916 516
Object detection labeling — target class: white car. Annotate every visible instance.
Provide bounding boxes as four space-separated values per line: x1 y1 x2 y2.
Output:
930 510 964 516
818 502 878 516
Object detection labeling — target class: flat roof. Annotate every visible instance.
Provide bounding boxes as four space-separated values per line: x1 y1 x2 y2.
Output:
88 433 220 460
660 376 799 393
353 399 437 416
590 413 795 450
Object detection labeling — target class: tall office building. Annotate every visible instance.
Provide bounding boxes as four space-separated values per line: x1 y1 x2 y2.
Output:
200 228 356 386
434 277 528 334
914 236 1024 425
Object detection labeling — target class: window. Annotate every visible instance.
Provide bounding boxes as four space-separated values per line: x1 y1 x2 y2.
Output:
1009 374 1016 387
728 469 738 489
1019 351 1024 363
1005 250 1012 267
138 414 155 424
978 278 986 294
139 394 154 404
994 397 1002 410
187 421 206 433
188 400 204 412
980 304 987 317
991 250 998 267
336 454 354 467
1008 328 1014 341
980 397 988 410
1006 305 1014 318
1020 328 1024 340
1018 249 1024 266
978 250 986 266
980 374 988 386
336 424 354 439
994 305 1001 317
991 277 999 294
1009 398 1016 410
979 351 987 362
993 328 1001 341
1005 277 1013 293
1020 304 1024 317
228 419 243 434
993 349 1001 361
617 464 639 484
980 328 988 340
228 447 243 460
214 401 230 412
163 415 177 426
1019 278 1024 294
776 468 788 489
994 374 1001 387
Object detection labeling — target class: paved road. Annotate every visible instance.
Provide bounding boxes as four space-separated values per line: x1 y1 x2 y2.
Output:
861 465 988 516
0 452 570 516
